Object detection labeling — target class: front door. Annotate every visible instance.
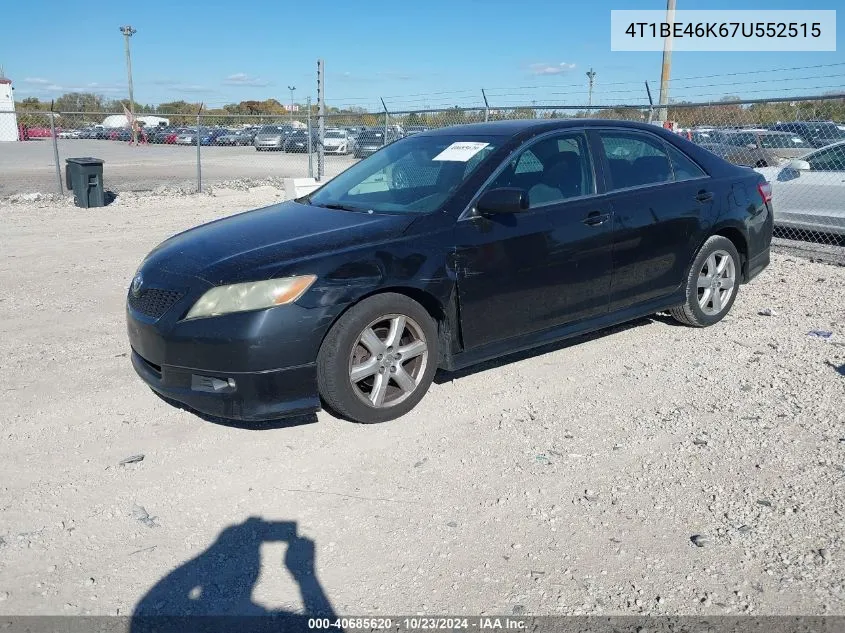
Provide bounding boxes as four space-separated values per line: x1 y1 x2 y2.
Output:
454 131 613 350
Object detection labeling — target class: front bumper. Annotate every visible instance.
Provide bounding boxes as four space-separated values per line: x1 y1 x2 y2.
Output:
127 279 348 421
132 350 319 421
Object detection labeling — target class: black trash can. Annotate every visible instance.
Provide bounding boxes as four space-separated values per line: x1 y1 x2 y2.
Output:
65 157 105 208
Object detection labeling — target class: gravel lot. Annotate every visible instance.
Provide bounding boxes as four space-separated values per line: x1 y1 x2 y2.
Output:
0 139 356 196
0 187 843 618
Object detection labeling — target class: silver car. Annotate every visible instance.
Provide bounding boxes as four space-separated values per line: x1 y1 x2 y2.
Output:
254 125 292 151
756 140 845 237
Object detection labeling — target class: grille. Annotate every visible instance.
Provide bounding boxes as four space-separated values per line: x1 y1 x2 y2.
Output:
128 288 183 319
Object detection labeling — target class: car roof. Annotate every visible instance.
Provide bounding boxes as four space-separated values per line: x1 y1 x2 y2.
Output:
416 118 680 137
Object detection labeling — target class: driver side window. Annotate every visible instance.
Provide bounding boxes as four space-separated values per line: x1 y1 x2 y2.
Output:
485 133 593 209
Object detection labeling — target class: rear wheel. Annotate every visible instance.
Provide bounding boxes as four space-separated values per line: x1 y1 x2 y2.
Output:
317 293 438 423
670 236 741 327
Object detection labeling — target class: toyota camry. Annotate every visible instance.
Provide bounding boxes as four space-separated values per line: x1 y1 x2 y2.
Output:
127 119 773 424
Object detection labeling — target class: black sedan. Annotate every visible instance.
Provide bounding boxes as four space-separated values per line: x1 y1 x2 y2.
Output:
127 119 773 424
283 130 318 153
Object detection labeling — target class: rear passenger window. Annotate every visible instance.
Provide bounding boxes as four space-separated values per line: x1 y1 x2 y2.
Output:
600 132 673 190
665 144 707 181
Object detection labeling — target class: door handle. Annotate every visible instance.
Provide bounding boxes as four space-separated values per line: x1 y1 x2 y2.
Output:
696 190 714 202
582 211 608 227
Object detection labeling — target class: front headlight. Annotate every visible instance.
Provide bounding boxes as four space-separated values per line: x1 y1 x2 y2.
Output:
185 275 317 320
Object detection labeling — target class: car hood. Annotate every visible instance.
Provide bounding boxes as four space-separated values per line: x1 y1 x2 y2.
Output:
141 201 416 284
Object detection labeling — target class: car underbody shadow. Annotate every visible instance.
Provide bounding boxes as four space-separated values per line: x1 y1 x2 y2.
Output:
434 316 656 384
151 390 318 430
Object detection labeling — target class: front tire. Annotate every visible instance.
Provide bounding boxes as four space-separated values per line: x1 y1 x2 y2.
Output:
670 235 741 327
317 293 438 423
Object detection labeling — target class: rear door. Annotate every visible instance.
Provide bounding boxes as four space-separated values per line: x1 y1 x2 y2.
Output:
592 129 714 311
454 130 613 349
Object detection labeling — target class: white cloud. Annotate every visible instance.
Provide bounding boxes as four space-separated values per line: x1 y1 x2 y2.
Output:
24 77 51 85
529 62 577 76
223 73 270 87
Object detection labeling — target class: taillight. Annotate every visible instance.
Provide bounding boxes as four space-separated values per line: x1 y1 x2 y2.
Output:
757 181 772 204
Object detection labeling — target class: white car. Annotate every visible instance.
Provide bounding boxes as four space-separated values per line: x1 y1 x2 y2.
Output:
58 129 81 139
322 129 352 155
755 140 845 237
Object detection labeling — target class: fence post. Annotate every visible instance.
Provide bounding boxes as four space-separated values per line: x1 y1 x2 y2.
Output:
196 103 204 193
317 58 325 182
644 81 655 124
481 89 490 122
307 96 314 179
380 97 389 143
49 101 64 195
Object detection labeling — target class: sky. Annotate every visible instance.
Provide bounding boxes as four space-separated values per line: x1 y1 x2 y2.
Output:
2 0 843 112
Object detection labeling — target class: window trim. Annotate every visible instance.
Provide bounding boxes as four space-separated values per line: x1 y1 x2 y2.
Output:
593 127 710 194
458 128 598 221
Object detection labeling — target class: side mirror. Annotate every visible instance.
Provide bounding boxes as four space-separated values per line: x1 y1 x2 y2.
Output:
788 159 810 171
476 188 529 215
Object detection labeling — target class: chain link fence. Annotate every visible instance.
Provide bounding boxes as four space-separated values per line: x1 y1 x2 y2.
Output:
2 95 843 257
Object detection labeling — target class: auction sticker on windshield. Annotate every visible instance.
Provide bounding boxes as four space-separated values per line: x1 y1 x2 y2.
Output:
432 142 490 162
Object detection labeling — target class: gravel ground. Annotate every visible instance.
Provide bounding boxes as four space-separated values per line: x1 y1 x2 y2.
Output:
0 187 843 618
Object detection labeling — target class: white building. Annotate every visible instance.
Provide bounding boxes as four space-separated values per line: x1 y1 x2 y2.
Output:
0 74 19 142
100 114 170 129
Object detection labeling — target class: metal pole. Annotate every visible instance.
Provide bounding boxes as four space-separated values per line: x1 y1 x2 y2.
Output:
120 26 137 144
288 85 296 126
49 101 63 195
645 81 655 123
380 97 388 143
307 97 314 179
317 59 325 181
481 88 490 122
586 68 596 109
657 0 676 122
196 103 203 192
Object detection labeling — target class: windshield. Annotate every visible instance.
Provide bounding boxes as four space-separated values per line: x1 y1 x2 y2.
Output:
258 126 286 135
306 134 503 214
723 132 757 146
325 131 345 138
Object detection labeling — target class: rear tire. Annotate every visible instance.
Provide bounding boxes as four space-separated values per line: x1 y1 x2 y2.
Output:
670 236 741 327
317 293 438 423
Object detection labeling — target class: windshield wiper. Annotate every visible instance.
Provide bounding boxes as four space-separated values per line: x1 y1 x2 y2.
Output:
314 202 368 212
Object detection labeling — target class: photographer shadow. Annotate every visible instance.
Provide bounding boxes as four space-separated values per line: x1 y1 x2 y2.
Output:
131 517 337 633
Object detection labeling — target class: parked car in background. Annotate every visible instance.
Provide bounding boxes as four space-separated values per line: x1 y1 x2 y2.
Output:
150 126 177 144
755 140 845 237
405 126 430 136
353 129 399 158
283 130 318 153
768 121 845 148
322 129 352 154
57 129 81 139
199 128 229 146
217 129 256 146
704 130 814 167
127 119 772 424
254 125 293 151
175 129 199 145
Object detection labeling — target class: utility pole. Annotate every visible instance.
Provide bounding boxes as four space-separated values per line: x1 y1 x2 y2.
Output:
287 85 296 125
657 0 676 123
586 68 596 109
119 25 137 144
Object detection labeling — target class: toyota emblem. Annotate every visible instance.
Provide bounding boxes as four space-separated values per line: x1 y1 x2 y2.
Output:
131 272 144 296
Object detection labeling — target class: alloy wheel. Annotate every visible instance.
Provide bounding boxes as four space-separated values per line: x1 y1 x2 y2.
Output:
697 250 736 316
348 314 429 408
